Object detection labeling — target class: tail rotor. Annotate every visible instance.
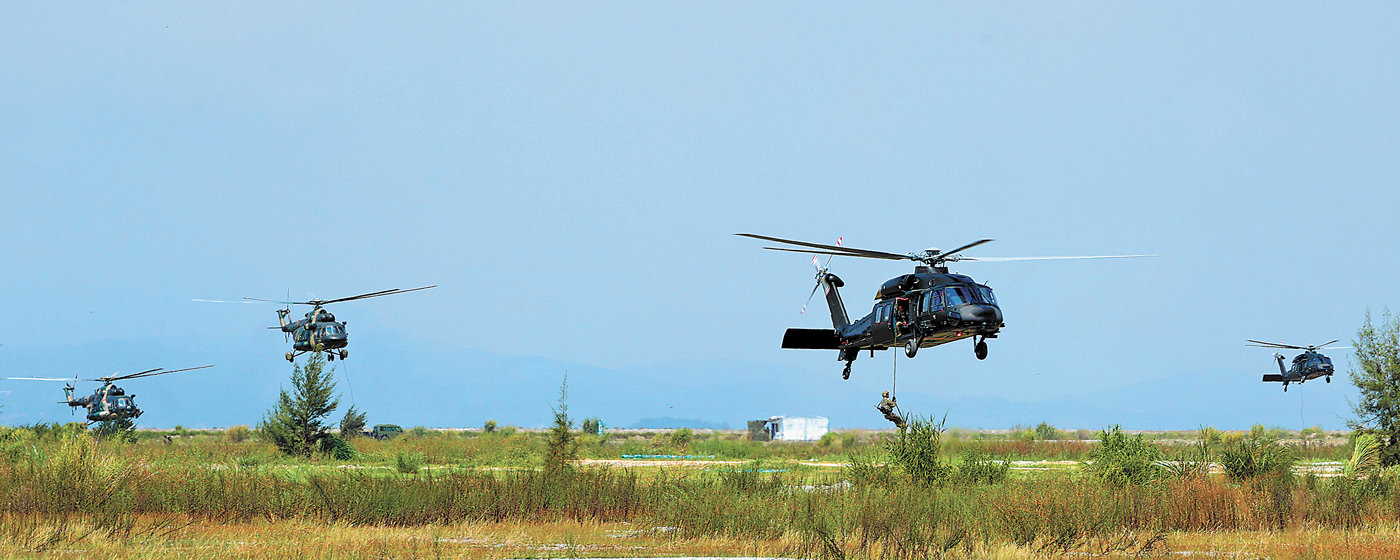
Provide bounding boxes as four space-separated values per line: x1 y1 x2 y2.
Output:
800 238 841 314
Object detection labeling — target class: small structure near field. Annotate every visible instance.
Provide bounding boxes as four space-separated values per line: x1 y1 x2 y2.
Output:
748 415 828 442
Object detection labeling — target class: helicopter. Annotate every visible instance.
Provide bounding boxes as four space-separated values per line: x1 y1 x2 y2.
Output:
738 234 1152 380
1246 339 1347 392
7 365 214 423
199 286 435 362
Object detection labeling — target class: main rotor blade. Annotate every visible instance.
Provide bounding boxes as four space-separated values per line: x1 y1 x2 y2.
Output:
320 285 437 305
194 299 268 304
961 254 1156 262
243 296 306 305
109 365 214 381
100 367 165 381
6 377 87 382
1315 340 1340 348
761 247 905 260
736 234 909 260
940 239 995 258
1247 340 1304 350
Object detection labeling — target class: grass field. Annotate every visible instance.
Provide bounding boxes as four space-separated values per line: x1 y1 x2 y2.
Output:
0 423 1394 559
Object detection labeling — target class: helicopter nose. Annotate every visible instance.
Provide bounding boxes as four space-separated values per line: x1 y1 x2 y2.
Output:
959 304 1001 323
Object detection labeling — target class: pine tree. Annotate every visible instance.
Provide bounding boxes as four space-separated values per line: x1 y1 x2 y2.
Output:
259 352 341 457
1348 308 1400 467
340 405 367 439
544 375 577 478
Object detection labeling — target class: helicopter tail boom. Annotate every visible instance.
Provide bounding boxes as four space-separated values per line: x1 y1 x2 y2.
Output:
1263 374 1287 383
820 273 850 330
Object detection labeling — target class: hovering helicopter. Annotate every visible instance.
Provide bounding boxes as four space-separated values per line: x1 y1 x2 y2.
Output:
199 287 435 362
1246 339 1347 392
7 365 214 423
738 234 1152 379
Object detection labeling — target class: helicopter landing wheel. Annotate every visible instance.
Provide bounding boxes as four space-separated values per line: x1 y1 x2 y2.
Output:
327 352 335 362
905 338 919 358
975 339 989 360
339 349 348 360
1326 376 1331 383
285 352 294 363
842 363 852 380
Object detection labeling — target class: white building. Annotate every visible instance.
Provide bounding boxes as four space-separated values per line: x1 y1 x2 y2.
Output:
761 415 829 442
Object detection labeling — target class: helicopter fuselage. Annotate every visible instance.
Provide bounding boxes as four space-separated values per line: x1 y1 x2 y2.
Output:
1263 350 1334 390
782 266 1004 375
65 383 142 422
278 306 350 360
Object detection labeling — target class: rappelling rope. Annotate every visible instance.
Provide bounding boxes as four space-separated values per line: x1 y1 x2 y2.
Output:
338 358 357 406
891 349 904 418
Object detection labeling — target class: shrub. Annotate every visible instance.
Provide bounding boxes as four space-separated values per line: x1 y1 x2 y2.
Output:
395 451 424 474
817 431 838 448
409 426 432 438
1035 422 1060 441
1345 432 1382 477
226 425 252 443
318 434 356 461
845 444 894 487
670 428 695 451
581 417 601 435
954 449 1010 484
1220 432 1295 483
885 416 951 485
91 418 137 443
483 420 498 433
1085 425 1164 485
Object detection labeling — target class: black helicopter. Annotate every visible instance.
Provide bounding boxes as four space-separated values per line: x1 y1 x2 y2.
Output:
1247 339 1347 392
200 287 435 362
7 365 213 423
738 234 1151 379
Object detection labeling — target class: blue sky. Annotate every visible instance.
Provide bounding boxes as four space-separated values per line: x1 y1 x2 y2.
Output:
1 3 1396 429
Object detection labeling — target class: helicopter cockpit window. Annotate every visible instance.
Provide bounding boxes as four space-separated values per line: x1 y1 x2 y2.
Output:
978 286 997 306
944 287 965 307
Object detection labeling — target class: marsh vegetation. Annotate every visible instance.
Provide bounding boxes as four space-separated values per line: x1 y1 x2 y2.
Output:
0 418 1396 559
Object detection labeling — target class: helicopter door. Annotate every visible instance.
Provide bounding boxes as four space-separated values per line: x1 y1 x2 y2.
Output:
870 302 895 344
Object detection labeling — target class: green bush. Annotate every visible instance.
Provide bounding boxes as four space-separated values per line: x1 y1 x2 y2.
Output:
318 435 356 461
1220 432 1295 483
1085 425 1165 485
581 417 601 435
885 416 952 485
483 420 498 433
669 428 695 450
226 425 252 443
954 449 1010 485
1035 422 1060 441
395 451 425 474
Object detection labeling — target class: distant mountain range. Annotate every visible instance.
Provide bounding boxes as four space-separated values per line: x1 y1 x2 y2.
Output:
0 333 1361 431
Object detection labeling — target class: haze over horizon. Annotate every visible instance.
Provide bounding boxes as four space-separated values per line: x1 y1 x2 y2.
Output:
2 3 1396 431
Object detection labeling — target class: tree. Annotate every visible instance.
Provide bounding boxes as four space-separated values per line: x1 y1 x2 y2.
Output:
1348 308 1400 467
340 405 367 439
544 376 577 478
258 352 341 458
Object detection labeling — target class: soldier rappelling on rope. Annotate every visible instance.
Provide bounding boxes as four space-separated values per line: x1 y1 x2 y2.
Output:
876 390 905 429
